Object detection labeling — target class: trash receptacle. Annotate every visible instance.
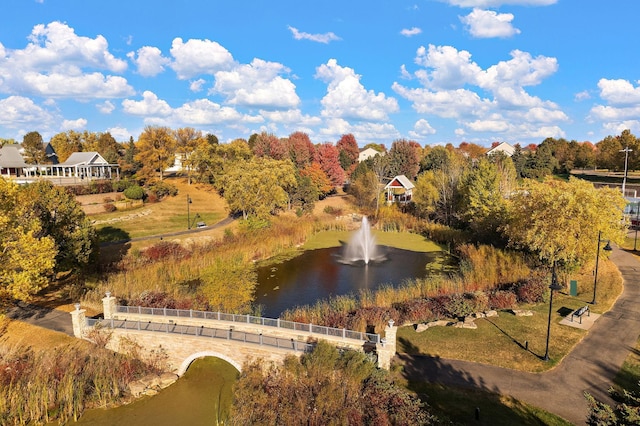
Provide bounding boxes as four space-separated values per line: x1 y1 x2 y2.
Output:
570 280 577 296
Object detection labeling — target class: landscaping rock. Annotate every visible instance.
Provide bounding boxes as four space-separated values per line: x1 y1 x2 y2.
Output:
485 310 498 317
415 323 430 332
158 372 179 389
128 381 147 398
512 309 534 316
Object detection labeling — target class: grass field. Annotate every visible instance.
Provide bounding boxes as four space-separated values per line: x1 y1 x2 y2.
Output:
90 178 228 241
396 259 621 372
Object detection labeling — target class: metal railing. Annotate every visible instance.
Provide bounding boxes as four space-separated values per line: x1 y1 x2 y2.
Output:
113 305 380 343
87 318 315 353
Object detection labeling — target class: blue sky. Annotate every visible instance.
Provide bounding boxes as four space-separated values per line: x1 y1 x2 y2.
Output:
1 0 639 148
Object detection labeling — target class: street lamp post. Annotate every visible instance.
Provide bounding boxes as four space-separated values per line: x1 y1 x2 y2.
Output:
543 261 563 362
592 231 613 305
187 195 192 230
620 147 633 196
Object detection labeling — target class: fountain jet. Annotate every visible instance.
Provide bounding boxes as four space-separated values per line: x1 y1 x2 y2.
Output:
342 216 384 264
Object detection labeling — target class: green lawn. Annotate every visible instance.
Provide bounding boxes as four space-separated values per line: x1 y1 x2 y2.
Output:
303 229 444 252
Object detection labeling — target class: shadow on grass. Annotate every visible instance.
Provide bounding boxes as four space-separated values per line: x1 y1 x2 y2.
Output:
395 346 571 425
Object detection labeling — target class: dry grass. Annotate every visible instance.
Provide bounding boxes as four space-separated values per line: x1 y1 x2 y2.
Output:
91 177 228 240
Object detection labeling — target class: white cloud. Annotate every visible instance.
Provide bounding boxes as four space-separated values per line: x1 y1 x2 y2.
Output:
0 22 134 99
443 0 556 7
319 118 400 143
122 90 172 116
478 50 557 89
392 84 491 118
107 126 133 141
128 46 170 77
0 96 54 127
575 90 591 101
597 78 640 104
212 58 300 109
414 45 483 90
288 26 341 44
259 109 322 127
400 27 422 37
169 37 235 80
315 59 399 121
173 99 246 124
460 8 520 38
190 79 207 92
96 100 115 114
61 118 87 131
413 118 436 135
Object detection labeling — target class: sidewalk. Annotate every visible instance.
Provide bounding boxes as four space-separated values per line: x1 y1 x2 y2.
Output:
399 246 640 425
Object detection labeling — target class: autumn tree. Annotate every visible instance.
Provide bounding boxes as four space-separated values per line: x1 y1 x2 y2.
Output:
252 131 286 160
0 179 57 300
314 142 345 187
348 169 379 211
119 136 141 176
388 139 421 180
50 130 84 163
221 158 297 220
231 341 433 425
16 180 97 273
175 127 206 184
300 162 333 198
504 177 627 269
285 131 315 168
336 133 359 174
190 138 253 187
22 131 46 164
134 126 177 181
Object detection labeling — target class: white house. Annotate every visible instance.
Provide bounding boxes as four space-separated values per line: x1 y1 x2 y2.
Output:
486 142 515 157
358 147 384 162
384 175 414 204
0 145 30 177
50 152 119 179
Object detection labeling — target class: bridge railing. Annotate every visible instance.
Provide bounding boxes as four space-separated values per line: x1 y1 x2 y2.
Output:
87 318 315 353
114 305 380 343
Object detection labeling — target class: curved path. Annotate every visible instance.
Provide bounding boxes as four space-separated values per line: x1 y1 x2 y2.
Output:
399 246 640 425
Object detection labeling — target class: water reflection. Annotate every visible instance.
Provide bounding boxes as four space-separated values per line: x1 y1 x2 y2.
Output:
255 246 434 318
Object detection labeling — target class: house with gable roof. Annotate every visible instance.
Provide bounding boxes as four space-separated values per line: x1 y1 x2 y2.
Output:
486 142 515 157
50 151 119 179
384 174 414 204
0 144 31 177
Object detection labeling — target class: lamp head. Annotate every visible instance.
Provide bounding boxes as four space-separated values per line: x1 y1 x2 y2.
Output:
603 241 613 251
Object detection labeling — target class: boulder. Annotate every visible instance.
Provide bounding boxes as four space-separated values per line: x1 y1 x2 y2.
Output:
128 381 147 398
158 372 179 389
512 309 534 317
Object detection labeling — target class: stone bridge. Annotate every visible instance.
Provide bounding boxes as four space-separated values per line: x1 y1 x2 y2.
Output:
71 293 397 375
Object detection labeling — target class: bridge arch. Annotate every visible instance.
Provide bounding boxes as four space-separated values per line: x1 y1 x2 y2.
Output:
178 351 243 376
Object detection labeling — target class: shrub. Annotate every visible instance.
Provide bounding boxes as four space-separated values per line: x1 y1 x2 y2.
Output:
488 290 518 309
146 192 158 203
147 181 178 199
515 274 549 304
323 205 343 216
103 196 114 203
103 203 116 213
123 184 145 200
142 241 190 262
442 292 488 319
348 306 399 334
394 298 434 324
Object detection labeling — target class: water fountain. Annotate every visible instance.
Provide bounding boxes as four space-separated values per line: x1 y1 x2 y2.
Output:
341 216 385 265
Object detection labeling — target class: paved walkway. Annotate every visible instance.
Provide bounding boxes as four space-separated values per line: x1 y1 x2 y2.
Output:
399 246 640 425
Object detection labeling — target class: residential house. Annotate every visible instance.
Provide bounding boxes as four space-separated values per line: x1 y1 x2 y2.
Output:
358 147 384 162
384 174 414 204
486 142 515 157
0 144 30 177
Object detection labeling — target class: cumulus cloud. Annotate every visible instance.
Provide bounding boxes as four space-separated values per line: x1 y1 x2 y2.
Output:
0 22 134 99
315 59 399 121
169 37 235 80
107 126 133 141
319 118 400 142
173 99 246 124
413 118 437 135
589 79 640 133
212 58 300 109
128 46 170 77
190 79 206 92
288 26 341 43
460 8 520 38
61 118 87 130
122 90 172 116
597 78 640 104
0 96 54 127
400 27 422 37
96 100 115 114
394 44 566 140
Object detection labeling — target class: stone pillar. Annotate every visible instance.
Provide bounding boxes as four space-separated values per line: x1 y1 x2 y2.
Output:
102 291 116 319
70 303 86 338
376 319 397 370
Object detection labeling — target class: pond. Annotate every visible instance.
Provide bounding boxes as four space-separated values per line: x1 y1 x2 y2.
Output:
71 358 238 426
254 245 437 318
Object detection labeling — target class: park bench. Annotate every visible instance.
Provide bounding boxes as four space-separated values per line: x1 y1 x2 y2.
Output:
571 305 590 324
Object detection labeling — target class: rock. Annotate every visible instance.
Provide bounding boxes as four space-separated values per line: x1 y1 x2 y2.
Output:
158 372 179 389
485 310 498 317
415 323 430 332
512 309 534 316
128 381 147 398
144 389 159 396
